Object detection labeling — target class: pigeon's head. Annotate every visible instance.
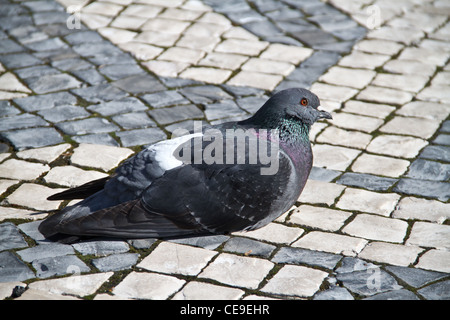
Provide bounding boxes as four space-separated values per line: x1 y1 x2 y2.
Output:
243 88 332 129
270 88 332 126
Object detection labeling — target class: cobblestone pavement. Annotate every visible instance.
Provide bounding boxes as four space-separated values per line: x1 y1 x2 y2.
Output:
0 0 449 300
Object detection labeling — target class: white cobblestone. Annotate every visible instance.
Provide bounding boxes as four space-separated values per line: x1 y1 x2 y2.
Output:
292 231 368 256
199 253 274 289
137 242 217 276
336 188 400 216
261 265 328 298
342 214 408 243
289 205 352 232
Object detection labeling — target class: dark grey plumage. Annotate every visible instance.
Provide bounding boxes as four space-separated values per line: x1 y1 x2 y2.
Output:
39 88 331 242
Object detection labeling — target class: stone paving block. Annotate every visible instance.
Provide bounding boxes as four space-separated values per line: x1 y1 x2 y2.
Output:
1 127 64 150
418 280 450 300
149 104 204 125
199 253 274 289
393 197 450 224
112 271 185 300
0 251 35 283
71 143 134 172
0 281 25 300
314 286 354 300
199 52 248 70
260 43 313 64
176 34 221 52
112 112 156 130
233 222 303 244
179 85 232 104
407 159 450 181
72 134 120 147
137 242 217 276
298 179 345 206
380 116 441 139
338 51 390 70
355 39 403 56
337 172 397 192
372 73 430 93
33 255 91 279
289 205 352 232
204 100 246 121
386 265 448 288
358 242 424 267
172 281 245 300
0 113 48 132
227 71 282 91
158 47 205 65
180 67 232 84
98 63 144 81
292 231 368 257
419 145 450 162
397 101 450 122
38 105 91 123
394 178 449 202
415 250 450 273
316 126 372 149
336 268 402 297
16 144 71 164
215 38 268 56
17 243 74 263
417 85 450 104
319 66 376 89
56 118 119 136
87 97 148 117
6 183 65 211
168 234 228 250
0 159 49 180
134 31 180 47
310 83 358 102
406 222 450 251
27 73 82 94
92 253 139 272
116 127 167 147
399 47 449 67
222 237 275 258
241 58 295 76
29 272 113 297
261 265 328 298
357 86 413 106
337 188 400 217
0 52 42 69
272 247 342 270
343 214 408 243
383 59 436 77
0 179 19 196
0 223 28 251
351 153 409 178
72 240 130 257
0 72 31 93
366 134 428 159
71 84 128 103
44 166 108 188
0 206 43 222
311 144 361 171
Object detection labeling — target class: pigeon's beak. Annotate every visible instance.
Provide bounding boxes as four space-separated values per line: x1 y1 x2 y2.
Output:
317 108 332 120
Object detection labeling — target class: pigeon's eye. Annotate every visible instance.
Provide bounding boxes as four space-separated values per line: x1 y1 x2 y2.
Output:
300 98 308 106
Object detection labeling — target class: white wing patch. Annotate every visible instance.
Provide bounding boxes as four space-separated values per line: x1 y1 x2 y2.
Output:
149 132 203 171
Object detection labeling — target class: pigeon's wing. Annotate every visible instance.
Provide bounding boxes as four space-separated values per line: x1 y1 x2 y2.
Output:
47 177 110 200
44 132 299 239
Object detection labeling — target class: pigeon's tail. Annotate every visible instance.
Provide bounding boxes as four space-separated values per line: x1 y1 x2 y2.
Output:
47 177 109 200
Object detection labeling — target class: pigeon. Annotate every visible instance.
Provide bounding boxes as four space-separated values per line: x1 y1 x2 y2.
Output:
39 88 332 242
